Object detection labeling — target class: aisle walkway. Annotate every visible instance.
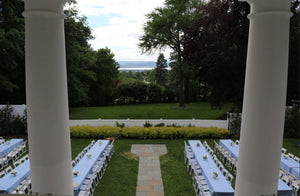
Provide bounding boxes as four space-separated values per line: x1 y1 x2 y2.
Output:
131 144 167 196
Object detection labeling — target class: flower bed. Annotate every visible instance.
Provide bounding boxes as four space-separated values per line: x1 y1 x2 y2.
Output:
70 125 230 139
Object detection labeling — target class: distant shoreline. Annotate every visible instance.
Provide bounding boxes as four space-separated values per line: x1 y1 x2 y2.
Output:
118 67 171 71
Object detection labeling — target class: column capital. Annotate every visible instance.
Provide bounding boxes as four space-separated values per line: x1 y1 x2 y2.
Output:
23 0 67 16
239 0 292 15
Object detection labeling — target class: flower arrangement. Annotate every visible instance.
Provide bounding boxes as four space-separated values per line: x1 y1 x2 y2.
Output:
197 142 200 147
212 172 218 179
11 170 17 176
73 170 79 176
6 140 10 144
87 153 92 158
203 155 208 160
99 141 103 145
231 142 234 146
284 154 289 159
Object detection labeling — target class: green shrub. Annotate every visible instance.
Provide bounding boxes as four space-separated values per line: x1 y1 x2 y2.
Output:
115 121 125 128
0 105 27 135
143 121 153 127
154 123 165 127
284 106 300 138
70 125 230 139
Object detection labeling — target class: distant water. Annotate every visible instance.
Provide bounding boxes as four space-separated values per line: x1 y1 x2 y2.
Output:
117 61 170 72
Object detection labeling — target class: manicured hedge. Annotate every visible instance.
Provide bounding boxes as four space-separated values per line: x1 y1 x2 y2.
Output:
70 125 230 139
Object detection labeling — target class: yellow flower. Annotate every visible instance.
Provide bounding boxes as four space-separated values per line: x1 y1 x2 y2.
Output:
87 153 92 158
73 171 79 176
11 170 17 176
284 154 289 159
203 155 208 160
197 142 200 147
99 141 103 145
213 172 218 178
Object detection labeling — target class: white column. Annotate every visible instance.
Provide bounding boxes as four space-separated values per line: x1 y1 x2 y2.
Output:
23 0 73 195
235 0 292 195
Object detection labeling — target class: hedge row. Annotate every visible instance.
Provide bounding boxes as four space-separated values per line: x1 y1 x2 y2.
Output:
70 125 230 139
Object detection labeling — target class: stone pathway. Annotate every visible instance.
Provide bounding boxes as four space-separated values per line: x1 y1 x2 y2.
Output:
131 144 168 196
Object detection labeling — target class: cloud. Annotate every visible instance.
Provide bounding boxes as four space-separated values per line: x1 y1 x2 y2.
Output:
74 0 170 61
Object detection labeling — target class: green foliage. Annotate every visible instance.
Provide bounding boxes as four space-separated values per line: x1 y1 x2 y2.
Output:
113 81 175 104
70 125 230 139
147 83 162 103
115 121 125 128
154 123 165 127
143 121 153 127
155 54 168 87
0 105 27 135
0 0 25 104
88 48 119 106
284 106 300 138
139 0 194 107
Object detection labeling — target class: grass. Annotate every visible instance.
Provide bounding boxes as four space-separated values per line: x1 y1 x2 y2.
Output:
70 138 299 196
69 102 234 120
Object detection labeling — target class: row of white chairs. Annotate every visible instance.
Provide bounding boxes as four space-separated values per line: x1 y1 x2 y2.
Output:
0 165 13 178
0 140 27 170
211 154 234 184
184 141 210 196
7 140 27 163
185 141 234 196
72 140 96 167
192 172 211 196
279 169 300 196
77 140 114 196
282 148 300 163
13 154 29 168
213 140 237 174
0 156 9 171
12 176 32 194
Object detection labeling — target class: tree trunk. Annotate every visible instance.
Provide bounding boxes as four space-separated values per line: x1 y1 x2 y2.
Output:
177 52 185 107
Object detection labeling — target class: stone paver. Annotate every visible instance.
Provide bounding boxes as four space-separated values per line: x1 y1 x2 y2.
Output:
131 144 167 196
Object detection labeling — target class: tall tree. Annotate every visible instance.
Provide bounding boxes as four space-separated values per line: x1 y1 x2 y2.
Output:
287 0 299 104
155 53 168 87
183 0 249 109
64 7 97 106
89 48 119 106
139 0 194 107
0 0 25 104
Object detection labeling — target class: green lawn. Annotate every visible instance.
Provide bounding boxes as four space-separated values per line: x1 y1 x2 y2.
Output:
71 138 299 196
69 102 233 120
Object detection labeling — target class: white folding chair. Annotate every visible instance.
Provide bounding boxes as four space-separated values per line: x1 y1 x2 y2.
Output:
235 140 240 145
288 153 295 159
13 159 22 168
293 156 300 162
290 180 300 196
5 166 13 174
226 172 234 184
281 147 287 154
0 170 6 178
281 174 290 185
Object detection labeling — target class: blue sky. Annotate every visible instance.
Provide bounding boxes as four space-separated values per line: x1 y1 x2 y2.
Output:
71 0 171 61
